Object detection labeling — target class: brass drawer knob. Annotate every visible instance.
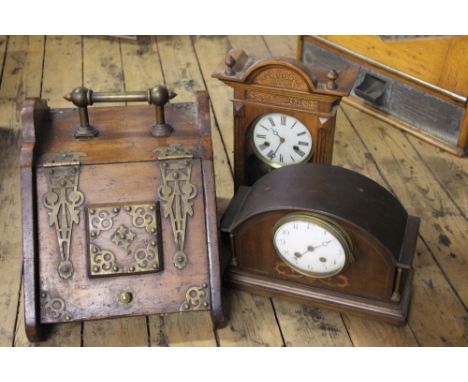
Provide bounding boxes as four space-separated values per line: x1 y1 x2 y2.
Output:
118 291 133 304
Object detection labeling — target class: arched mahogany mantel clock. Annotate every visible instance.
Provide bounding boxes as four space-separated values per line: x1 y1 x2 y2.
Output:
220 164 420 325
212 49 358 189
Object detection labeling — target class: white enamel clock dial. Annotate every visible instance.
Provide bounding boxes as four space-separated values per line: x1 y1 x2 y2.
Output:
251 113 313 168
273 214 351 278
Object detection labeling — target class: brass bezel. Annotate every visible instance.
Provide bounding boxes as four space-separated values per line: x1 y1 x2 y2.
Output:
272 212 353 279
249 112 314 169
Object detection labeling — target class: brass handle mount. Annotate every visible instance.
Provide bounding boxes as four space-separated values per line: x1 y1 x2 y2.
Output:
64 85 177 139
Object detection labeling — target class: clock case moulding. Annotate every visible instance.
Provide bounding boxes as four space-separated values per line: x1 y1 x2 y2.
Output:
220 164 420 326
212 48 358 190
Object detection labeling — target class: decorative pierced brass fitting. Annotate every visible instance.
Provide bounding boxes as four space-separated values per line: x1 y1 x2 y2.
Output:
179 283 210 311
40 291 73 321
87 203 162 277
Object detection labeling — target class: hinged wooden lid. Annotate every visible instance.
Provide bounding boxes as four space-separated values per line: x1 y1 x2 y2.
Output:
32 91 213 167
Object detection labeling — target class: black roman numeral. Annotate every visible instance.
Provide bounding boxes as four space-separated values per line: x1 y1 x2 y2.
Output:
268 117 275 127
290 154 295 162
279 154 284 163
260 125 269 131
280 115 286 125
294 147 306 157
267 150 275 159
259 142 270 151
298 141 309 146
256 134 266 139
297 131 306 136
290 121 297 129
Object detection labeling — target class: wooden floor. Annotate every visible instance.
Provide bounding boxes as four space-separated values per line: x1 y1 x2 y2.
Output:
0 35 467 347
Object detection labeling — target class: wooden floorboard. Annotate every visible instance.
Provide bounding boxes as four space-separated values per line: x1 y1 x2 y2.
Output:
150 35 219 346
14 35 83 346
0 35 466 347
0 36 45 347
342 105 468 308
336 109 467 346
80 36 149 347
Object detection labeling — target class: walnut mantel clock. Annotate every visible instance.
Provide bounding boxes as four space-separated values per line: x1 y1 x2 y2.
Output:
212 49 358 189
220 164 420 325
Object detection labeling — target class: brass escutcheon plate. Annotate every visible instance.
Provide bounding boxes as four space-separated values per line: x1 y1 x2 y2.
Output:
87 202 163 277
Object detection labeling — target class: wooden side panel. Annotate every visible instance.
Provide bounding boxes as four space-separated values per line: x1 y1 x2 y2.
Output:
320 35 454 92
438 38 468 96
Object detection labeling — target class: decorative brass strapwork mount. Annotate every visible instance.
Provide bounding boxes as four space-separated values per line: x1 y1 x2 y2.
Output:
154 144 197 270
64 85 177 139
41 152 86 280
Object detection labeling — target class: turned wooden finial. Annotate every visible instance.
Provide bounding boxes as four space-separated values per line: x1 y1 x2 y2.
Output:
326 69 339 90
224 54 236 76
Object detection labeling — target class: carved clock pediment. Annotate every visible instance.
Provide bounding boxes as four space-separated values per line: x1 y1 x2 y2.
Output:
248 65 314 92
213 49 359 190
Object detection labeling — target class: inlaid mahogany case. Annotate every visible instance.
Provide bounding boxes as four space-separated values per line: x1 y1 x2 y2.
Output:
20 87 223 342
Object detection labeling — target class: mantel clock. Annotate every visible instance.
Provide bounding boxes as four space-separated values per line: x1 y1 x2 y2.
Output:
212 49 358 189
221 164 420 325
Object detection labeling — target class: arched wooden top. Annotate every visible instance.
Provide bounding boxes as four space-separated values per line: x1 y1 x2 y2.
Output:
243 58 317 92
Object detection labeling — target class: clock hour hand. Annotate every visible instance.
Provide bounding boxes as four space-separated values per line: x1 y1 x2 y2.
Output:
271 129 285 140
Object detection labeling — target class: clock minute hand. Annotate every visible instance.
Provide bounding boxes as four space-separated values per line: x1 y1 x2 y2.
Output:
273 140 283 156
312 239 335 250
302 240 334 254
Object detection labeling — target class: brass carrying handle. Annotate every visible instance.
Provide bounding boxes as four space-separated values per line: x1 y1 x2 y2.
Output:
64 85 177 139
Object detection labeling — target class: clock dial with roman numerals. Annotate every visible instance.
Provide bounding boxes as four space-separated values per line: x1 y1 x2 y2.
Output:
250 113 313 168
